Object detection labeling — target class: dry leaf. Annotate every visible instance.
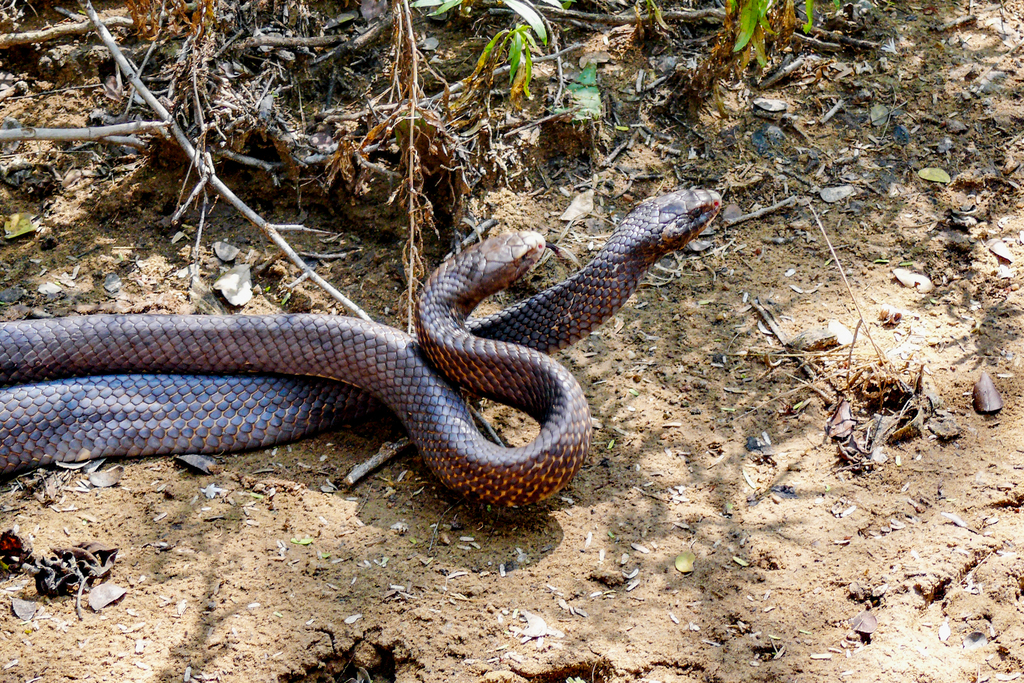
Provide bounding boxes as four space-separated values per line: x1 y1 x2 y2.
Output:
89 583 126 611
560 190 594 222
11 597 37 621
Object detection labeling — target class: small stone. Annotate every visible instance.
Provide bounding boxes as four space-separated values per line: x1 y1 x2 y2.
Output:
103 272 122 294
927 415 961 439
589 566 624 587
973 372 1003 414
213 241 240 262
752 98 787 118
946 119 968 134
0 285 25 303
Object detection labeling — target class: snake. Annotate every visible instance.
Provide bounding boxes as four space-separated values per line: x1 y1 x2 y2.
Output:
0 188 722 505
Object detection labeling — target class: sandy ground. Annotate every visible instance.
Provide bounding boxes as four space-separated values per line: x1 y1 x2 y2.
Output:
2 1 1024 682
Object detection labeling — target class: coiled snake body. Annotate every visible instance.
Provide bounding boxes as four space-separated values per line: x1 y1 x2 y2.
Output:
0 189 721 505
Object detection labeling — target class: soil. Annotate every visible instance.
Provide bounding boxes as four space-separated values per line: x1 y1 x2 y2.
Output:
2 1 1024 682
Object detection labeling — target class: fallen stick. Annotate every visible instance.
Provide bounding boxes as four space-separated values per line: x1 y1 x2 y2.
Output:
235 33 348 50
0 121 168 142
723 196 797 226
0 15 134 49
82 0 373 322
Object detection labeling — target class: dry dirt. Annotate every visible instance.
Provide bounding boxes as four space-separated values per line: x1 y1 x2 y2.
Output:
2 1 1024 682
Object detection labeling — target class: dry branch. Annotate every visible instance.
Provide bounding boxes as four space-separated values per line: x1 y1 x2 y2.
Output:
0 121 168 142
723 196 797 226
0 15 134 49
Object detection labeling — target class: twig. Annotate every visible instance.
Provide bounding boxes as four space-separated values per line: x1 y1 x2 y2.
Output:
397 0 424 334
315 10 394 64
933 15 977 31
214 148 284 173
0 121 169 142
235 33 348 50
170 172 209 225
723 196 797 226
82 0 373 323
501 107 580 138
791 33 844 53
344 438 413 486
471 407 506 447
93 135 146 149
806 26 880 51
0 15 134 49
190 191 210 292
299 249 361 260
511 4 725 26
759 55 806 89
820 98 845 124
810 206 887 365
447 218 498 258
273 224 339 235
427 503 460 555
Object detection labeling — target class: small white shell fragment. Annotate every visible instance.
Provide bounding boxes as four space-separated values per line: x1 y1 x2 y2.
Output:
213 264 253 306
939 620 951 642
344 613 362 624
987 238 1013 263
521 611 548 637
940 511 968 528
820 185 857 203
38 282 62 295
828 319 854 345
892 267 934 293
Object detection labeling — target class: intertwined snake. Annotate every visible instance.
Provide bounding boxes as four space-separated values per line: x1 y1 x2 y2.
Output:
0 189 721 505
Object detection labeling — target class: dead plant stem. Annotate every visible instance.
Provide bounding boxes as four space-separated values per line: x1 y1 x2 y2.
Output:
810 206 887 365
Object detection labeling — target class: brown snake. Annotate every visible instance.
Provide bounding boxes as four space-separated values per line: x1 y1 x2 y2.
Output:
0 189 721 505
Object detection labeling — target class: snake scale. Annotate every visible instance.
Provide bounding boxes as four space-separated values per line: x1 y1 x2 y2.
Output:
0 189 721 505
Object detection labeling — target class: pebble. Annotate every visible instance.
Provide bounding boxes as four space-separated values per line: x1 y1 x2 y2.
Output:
0 286 25 303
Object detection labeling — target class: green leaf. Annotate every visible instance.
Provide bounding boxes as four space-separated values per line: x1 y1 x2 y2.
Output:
3 213 37 240
734 1 759 52
429 0 463 14
803 0 813 32
918 167 951 183
503 0 547 44
509 32 522 84
733 556 750 567
291 537 314 545
520 41 533 97
577 62 597 85
674 551 696 573
563 63 601 120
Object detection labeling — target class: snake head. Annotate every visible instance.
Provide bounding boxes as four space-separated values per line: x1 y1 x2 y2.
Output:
440 231 547 311
630 188 723 256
